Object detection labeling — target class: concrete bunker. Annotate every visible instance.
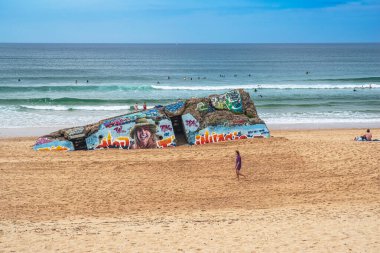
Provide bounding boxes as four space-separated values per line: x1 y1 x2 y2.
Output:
33 89 270 151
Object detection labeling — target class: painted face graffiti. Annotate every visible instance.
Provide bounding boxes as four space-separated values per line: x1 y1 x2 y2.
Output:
130 118 157 149
137 126 152 144
132 126 156 149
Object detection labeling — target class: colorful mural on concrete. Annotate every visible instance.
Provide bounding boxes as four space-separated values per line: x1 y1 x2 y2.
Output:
225 90 243 113
210 94 228 110
210 90 243 113
182 113 200 133
196 102 215 113
33 139 74 151
85 109 176 150
191 124 270 145
164 101 186 117
33 89 269 151
64 126 85 139
186 124 270 145
101 109 159 129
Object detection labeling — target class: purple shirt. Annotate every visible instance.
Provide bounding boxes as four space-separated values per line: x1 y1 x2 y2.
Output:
236 155 241 170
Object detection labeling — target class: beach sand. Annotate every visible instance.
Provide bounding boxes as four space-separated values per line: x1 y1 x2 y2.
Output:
0 129 379 252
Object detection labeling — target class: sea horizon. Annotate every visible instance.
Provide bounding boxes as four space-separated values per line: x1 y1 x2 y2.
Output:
1 42 379 44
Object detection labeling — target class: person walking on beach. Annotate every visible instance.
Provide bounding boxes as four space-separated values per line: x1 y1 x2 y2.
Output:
143 102 147 110
134 103 139 112
235 150 246 180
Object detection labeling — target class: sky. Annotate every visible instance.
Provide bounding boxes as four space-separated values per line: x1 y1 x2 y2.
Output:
0 0 379 43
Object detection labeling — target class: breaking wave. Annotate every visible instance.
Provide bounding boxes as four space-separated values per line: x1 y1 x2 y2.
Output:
0 85 153 93
17 105 154 111
152 84 380 90
0 97 174 106
307 77 380 82
1 82 379 93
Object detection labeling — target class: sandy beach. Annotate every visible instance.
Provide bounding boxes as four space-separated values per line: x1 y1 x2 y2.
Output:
0 128 379 252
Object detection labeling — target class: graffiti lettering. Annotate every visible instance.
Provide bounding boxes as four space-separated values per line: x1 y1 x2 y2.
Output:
210 95 228 110
196 102 211 112
38 146 70 151
195 131 248 145
96 132 130 149
34 140 74 151
114 126 123 133
103 117 132 128
160 124 173 132
185 119 199 128
103 109 159 129
225 90 243 113
35 137 53 145
157 136 176 148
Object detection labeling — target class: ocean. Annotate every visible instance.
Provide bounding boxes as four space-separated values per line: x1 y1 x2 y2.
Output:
0 43 379 129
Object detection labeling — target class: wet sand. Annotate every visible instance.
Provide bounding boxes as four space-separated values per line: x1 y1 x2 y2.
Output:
0 129 379 252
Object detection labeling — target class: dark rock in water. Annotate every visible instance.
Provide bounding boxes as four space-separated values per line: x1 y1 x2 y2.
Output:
33 89 270 151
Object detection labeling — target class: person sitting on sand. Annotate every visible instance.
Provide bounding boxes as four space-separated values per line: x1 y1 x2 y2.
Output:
235 150 246 180
361 129 372 141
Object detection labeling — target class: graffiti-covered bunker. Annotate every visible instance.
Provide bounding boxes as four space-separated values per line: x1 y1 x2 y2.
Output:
33 89 270 151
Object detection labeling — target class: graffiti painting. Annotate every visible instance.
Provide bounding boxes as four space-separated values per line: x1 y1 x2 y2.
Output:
187 124 270 145
129 118 157 149
164 101 186 116
33 140 75 151
101 109 159 129
225 90 243 113
210 94 228 110
86 112 176 150
34 89 269 151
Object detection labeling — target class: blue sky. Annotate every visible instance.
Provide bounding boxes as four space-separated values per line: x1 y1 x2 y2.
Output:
0 0 379 43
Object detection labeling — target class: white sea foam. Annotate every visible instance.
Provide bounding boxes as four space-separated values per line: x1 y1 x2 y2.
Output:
20 105 155 111
151 84 259 91
264 117 380 124
74 105 155 111
152 83 380 90
21 105 69 111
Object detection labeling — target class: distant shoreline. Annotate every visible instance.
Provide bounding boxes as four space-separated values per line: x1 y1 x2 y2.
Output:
1 122 379 138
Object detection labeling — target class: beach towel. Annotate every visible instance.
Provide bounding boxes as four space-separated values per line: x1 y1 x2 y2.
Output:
354 137 380 142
